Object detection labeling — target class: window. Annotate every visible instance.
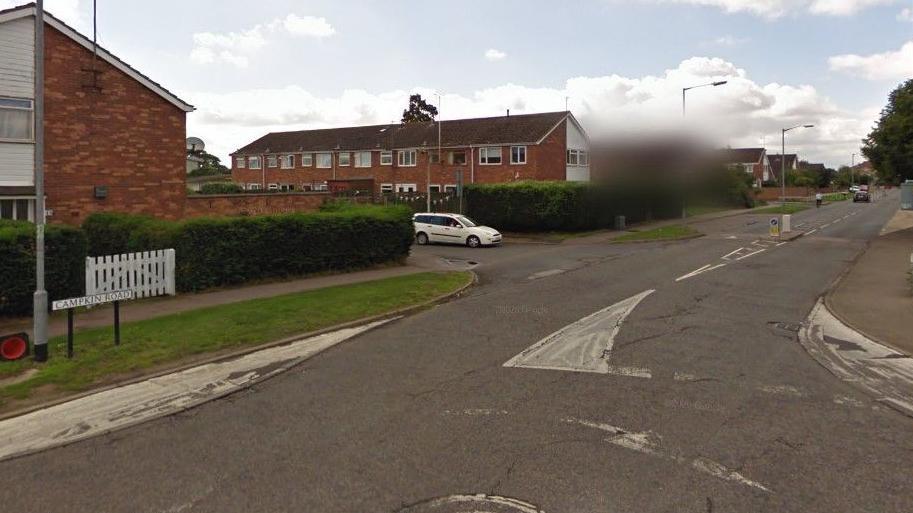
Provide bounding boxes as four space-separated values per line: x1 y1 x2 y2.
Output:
510 146 527 165
316 153 332 168
267 155 278 168
449 151 466 165
338 152 351 166
354 151 372 167
301 153 313 167
743 164 753 174
380 183 394 193
444 184 458 193
281 155 294 169
280 183 295 191
430 152 440 164
566 150 578 166
398 150 417 167
579 150 589 166
0 97 34 141
248 156 262 169
268 183 279 191
312 181 329 191
236 157 246 169
0 199 33 221
248 183 262 190
396 183 417 192
429 184 441 193
380 151 393 165
479 147 502 165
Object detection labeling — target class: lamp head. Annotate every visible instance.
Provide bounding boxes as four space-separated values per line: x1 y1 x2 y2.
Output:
712 81 728 86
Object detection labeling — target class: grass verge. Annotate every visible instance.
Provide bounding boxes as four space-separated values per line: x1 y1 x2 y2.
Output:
613 224 701 242
684 205 730 217
0 271 472 410
823 193 849 202
752 203 810 215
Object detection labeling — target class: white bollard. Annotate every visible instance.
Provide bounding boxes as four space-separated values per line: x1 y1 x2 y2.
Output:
782 214 791 233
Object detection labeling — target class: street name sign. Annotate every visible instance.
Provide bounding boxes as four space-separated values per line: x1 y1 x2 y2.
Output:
52 290 134 311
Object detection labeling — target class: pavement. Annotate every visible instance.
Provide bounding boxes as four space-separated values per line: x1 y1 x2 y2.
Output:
1 193 912 513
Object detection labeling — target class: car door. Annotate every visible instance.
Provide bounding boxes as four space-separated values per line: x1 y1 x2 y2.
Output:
428 215 449 243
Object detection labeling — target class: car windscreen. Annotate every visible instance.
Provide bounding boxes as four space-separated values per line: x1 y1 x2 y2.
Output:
456 216 477 227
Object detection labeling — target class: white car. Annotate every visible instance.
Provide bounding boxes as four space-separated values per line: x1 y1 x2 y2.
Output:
413 213 502 248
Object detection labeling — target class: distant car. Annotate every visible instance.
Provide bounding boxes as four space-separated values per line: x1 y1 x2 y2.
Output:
413 213 502 248
853 190 870 202
849 185 860 193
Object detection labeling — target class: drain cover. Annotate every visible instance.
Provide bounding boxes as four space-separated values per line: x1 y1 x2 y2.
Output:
397 494 545 513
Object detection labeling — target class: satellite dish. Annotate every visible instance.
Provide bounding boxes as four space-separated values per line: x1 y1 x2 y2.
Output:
186 137 205 152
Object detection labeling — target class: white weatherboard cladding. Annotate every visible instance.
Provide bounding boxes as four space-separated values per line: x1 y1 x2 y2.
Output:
566 118 589 181
0 16 35 186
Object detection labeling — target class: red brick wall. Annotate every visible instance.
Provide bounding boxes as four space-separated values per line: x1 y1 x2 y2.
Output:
185 192 327 218
231 119 570 193
43 25 187 225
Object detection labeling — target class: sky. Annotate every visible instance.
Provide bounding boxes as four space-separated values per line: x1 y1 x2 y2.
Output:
6 0 912 167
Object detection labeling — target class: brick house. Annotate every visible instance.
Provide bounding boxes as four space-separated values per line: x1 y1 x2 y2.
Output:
0 3 194 225
767 153 798 181
717 148 772 187
230 111 590 194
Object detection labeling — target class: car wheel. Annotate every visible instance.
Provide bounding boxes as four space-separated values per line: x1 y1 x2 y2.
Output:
416 232 429 245
466 235 481 248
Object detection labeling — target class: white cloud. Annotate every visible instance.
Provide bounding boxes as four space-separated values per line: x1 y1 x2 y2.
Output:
705 35 749 46
190 14 334 68
484 48 507 61
828 41 913 80
185 56 872 168
647 0 896 18
899 7 913 21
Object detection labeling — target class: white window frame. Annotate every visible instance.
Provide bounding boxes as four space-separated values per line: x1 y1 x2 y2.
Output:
0 97 34 142
301 153 313 167
444 184 458 193
312 181 329 191
429 184 441 193
280 183 295 191
380 183 394 193
236 157 246 169
396 183 417 193
267 183 279 191
479 146 502 165
338 152 351 167
380 151 393 166
248 156 262 169
316 153 332 169
0 197 35 221
267 155 278 168
248 183 262 190
281 155 294 169
354 151 372 168
398 150 417 167
449 151 467 165
510 145 527 165
579 150 589 166
566 150 579 166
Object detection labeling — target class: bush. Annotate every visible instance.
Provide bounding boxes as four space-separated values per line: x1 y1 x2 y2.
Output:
198 182 244 195
0 220 87 316
464 181 682 232
82 206 414 292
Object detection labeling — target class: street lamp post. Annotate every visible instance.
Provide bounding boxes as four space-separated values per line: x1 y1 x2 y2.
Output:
851 152 856 188
681 80 727 218
33 0 48 362
781 124 815 213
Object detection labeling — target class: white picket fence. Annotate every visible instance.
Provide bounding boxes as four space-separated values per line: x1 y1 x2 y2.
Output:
86 249 176 299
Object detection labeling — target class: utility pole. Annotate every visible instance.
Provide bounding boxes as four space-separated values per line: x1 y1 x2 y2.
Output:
851 153 856 187
33 0 48 362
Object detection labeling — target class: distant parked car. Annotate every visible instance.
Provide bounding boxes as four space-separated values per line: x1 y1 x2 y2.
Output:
853 190 870 202
849 185 860 193
413 213 502 248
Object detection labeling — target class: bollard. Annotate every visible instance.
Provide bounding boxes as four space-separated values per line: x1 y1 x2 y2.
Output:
782 214 791 233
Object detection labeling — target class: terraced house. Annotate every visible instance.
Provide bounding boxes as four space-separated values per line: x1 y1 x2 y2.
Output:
230 111 590 194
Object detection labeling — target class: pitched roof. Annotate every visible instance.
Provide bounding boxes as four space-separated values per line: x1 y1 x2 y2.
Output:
717 148 765 164
233 111 571 155
767 154 798 170
0 3 194 112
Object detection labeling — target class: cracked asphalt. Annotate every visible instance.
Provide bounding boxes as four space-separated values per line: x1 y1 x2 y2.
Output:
2 194 912 513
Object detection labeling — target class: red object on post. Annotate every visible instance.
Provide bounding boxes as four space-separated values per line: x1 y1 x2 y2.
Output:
0 333 29 361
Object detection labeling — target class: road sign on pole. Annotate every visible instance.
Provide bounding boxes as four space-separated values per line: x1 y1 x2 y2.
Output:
769 217 780 237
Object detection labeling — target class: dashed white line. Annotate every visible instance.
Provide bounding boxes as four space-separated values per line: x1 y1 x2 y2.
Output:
821 223 831 228
675 263 726 282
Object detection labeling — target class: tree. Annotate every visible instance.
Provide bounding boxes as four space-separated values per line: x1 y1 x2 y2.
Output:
862 79 913 184
188 149 229 177
401 94 438 123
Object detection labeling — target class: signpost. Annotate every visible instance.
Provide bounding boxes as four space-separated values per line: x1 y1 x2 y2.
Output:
769 217 780 237
52 290 134 358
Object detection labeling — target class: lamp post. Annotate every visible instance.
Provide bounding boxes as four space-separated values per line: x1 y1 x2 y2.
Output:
33 0 48 362
680 80 727 218
851 152 856 188
682 80 727 118
781 124 815 213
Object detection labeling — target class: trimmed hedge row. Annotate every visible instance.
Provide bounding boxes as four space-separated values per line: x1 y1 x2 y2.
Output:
83 205 414 292
0 220 87 316
464 181 682 232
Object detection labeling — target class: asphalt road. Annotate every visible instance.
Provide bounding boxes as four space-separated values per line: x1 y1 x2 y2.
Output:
2 194 911 513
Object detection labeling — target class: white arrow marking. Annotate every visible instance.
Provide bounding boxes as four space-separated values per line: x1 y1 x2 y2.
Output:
503 290 654 374
676 263 726 282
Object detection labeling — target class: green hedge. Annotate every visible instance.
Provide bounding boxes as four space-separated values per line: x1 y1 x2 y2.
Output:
464 181 682 232
83 205 414 292
0 220 87 316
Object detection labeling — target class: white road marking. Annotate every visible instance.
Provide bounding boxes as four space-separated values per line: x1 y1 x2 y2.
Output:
807 229 818 235
0 320 393 462
673 372 700 382
527 268 566 280
565 416 771 492
735 248 765 261
675 263 726 282
442 408 510 416
833 218 842 223
821 223 831 228
725 235 737 239
606 366 652 379
721 248 745 260
758 384 807 398
503 290 655 374
404 495 544 513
